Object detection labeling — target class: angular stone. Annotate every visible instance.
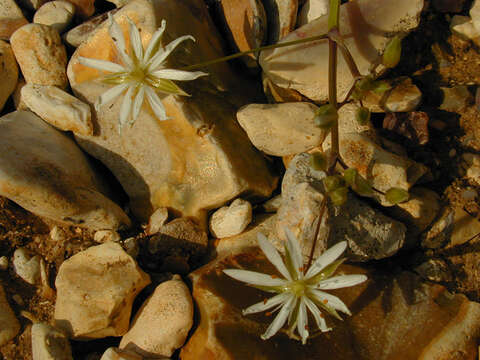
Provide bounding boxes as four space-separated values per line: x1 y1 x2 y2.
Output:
13 248 42 285
450 207 480 247
54 242 151 339
10 24 68 89
145 207 169 235
100 348 143 360
93 229 121 243
439 86 472 112
0 0 28 40
209 198 252 238
31 323 73 360
237 102 326 156
0 41 18 112
0 284 20 346
20 84 93 136
120 276 193 358
421 207 455 249
67 0 276 223
263 0 298 43
182 249 480 359
34 1 76 33
64 11 115 48
0 111 130 230
451 15 480 42
260 0 424 102
297 0 328 27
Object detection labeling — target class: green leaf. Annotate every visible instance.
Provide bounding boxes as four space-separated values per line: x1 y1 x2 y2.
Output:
385 187 409 204
329 186 348 206
314 104 338 130
323 175 343 193
383 35 402 68
355 106 371 125
309 152 327 171
343 168 373 197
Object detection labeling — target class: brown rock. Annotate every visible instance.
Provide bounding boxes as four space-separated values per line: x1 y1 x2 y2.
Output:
0 41 18 112
0 284 20 346
0 0 28 40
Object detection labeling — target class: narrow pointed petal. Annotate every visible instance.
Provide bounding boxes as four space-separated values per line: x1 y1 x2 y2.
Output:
261 295 295 340
147 35 195 71
304 296 331 332
78 57 125 73
305 241 347 278
150 69 208 81
119 85 134 131
94 83 129 110
145 86 168 120
130 85 145 124
285 227 304 278
310 289 352 315
108 13 133 68
127 17 143 61
257 233 291 280
223 269 287 287
243 292 291 315
143 19 166 62
297 298 309 344
318 274 368 290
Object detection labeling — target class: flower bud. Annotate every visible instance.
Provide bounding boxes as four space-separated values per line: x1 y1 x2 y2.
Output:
344 168 373 197
383 35 402 68
323 175 344 192
355 107 371 125
314 104 338 129
309 152 327 171
329 187 348 206
372 80 392 94
385 187 409 204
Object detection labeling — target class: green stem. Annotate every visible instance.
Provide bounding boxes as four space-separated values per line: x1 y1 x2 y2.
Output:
180 34 329 71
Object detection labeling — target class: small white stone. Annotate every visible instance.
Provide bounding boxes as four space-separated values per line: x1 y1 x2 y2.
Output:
209 199 252 238
50 226 67 242
146 207 169 235
94 230 121 243
34 1 75 33
0 285 20 346
13 248 42 285
31 323 73 360
0 256 8 270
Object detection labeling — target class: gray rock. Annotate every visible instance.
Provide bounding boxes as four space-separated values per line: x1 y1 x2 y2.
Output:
31 323 73 360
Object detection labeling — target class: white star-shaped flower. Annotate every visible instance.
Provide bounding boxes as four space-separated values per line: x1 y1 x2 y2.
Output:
78 14 207 132
223 229 367 344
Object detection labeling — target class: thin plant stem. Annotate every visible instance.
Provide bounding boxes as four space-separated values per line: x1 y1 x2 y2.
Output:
306 198 327 269
180 34 328 71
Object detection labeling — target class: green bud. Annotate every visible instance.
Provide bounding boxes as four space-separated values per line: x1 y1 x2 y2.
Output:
309 152 327 171
356 76 375 92
356 106 371 125
343 168 373 197
351 88 365 101
329 187 348 206
343 168 357 187
323 175 344 193
314 104 338 129
372 80 392 94
383 35 402 68
385 187 409 204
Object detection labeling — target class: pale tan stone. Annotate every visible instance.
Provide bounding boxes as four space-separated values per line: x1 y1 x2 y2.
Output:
13 248 42 285
11 24 68 89
93 230 121 243
145 207 169 235
0 0 28 40
297 0 328 26
0 41 18 112
120 276 193 358
31 323 73 360
209 198 252 238
0 284 20 346
34 1 76 33
54 242 151 339
100 347 143 360
64 11 113 48
21 84 93 136
263 0 298 43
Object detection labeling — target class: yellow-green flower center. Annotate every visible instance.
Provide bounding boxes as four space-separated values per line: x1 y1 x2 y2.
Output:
285 279 307 297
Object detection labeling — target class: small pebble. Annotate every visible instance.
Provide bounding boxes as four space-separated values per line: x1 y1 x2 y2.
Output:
12 294 23 306
449 149 457 157
462 188 478 201
0 257 7 271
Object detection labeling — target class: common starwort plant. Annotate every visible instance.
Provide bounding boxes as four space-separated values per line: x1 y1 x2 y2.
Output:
78 14 208 132
223 229 367 344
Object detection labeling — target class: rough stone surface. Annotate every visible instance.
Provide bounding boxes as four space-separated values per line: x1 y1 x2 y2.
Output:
34 1 76 33
64 0 94 17
13 248 42 285
463 153 480 185
0 111 130 230
64 11 114 48
261 194 282 213
0 284 20 346
31 323 73 360
100 348 143 360
94 230 121 243
0 41 18 112
297 0 328 26
209 199 252 238
10 24 68 89
260 0 424 102
421 207 455 249
0 0 28 40
68 0 277 223
236 102 326 156
263 0 298 43
120 276 193 358
145 207 169 235
21 84 93 136
182 249 480 359
54 242 151 339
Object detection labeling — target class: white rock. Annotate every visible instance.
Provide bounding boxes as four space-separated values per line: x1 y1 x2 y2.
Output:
260 0 424 102
0 111 131 230
236 102 326 156
10 24 68 89
31 323 73 360
100 347 143 360
54 242 151 339
34 1 75 33
21 84 93 136
13 248 42 285
0 284 20 346
0 41 18 112
297 0 328 26
0 256 8 270
145 207 169 235
451 15 480 41
209 199 252 238
94 230 121 243
50 226 67 242
120 276 193 358
0 0 28 40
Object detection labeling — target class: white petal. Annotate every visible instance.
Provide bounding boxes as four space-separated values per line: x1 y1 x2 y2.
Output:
78 56 125 73
318 274 368 290
95 83 129 110
305 241 347 278
131 85 145 123
285 227 303 278
145 87 168 120
243 292 291 315
143 19 166 62
261 295 296 341
310 289 351 315
108 13 133 68
223 269 286 287
150 69 208 81
119 85 134 130
257 233 291 281
127 17 143 61
147 34 195 71
297 298 309 344
304 296 331 332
